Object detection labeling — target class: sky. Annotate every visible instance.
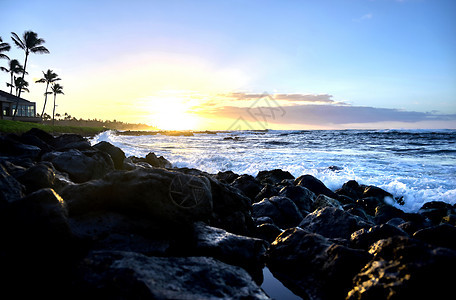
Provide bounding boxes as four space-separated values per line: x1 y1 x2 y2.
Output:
1 0 455 130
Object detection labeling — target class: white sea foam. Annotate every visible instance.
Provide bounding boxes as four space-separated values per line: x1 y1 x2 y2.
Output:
90 129 456 212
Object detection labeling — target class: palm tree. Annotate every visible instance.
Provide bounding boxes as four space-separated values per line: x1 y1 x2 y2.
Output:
36 69 61 117
10 31 49 118
0 59 26 94
14 76 29 96
50 83 64 126
0 37 11 60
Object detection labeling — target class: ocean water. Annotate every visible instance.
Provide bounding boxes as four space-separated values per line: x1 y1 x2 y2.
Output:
90 129 456 212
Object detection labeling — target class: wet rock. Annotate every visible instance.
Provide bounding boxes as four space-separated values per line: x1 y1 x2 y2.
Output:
355 197 383 216
299 207 371 239
145 152 172 168
294 174 339 200
419 201 454 224
254 184 279 203
374 204 406 224
336 180 364 200
76 251 271 299
52 133 92 151
267 227 370 299
278 185 315 214
347 236 456 299
15 163 55 194
252 196 303 229
42 149 114 183
362 185 393 202
231 174 263 201
213 170 239 184
254 223 283 244
314 194 342 210
0 163 25 203
60 168 213 229
93 141 126 170
350 224 408 249
256 169 295 186
188 222 268 282
413 223 456 250
0 134 41 159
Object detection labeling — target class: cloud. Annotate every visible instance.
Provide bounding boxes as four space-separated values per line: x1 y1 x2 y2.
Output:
220 92 342 104
206 104 456 126
353 13 373 22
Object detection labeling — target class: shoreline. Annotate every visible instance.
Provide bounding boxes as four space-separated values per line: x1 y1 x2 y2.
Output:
1 128 455 299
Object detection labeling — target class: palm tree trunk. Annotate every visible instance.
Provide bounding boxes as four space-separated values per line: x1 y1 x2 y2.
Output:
9 73 13 94
52 93 56 126
13 52 28 120
41 82 49 117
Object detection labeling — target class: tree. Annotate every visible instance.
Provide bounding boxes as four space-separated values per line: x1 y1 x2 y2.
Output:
0 37 11 60
50 83 64 126
10 31 49 118
36 69 61 117
0 59 25 94
14 76 29 96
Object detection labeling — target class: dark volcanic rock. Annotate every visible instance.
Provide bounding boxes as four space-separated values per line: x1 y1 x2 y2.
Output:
256 169 295 186
213 170 239 184
374 204 406 224
419 201 454 224
278 185 315 214
188 222 268 282
77 251 270 300
0 134 41 159
362 185 393 201
93 141 126 170
347 236 456 299
60 168 213 228
252 196 303 229
42 149 114 183
0 163 25 203
299 207 371 239
15 163 56 194
350 224 408 249
336 180 364 200
231 174 263 201
413 223 456 250
314 194 342 210
52 133 92 151
254 223 283 244
266 227 370 299
254 184 279 203
145 152 172 168
294 174 339 199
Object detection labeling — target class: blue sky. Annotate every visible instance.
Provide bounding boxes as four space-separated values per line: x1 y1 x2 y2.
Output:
1 0 455 129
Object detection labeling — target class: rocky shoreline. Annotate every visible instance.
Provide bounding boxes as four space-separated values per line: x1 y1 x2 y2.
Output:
1 129 455 299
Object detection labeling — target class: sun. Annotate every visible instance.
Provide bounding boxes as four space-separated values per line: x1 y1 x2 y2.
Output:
146 92 200 130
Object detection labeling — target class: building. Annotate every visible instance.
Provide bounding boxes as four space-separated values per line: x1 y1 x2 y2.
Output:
0 90 41 122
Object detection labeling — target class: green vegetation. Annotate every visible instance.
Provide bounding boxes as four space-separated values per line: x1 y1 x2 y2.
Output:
0 119 106 136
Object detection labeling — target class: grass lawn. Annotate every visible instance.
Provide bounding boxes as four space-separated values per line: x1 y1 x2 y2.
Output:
0 119 107 136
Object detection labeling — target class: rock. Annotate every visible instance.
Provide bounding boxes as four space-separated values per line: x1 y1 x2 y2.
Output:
278 185 315 214
413 223 456 250
374 204 406 224
419 201 454 224
93 141 126 170
266 227 370 299
145 152 172 168
19 129 54 152
252 196 303 229
42 149 114 183
254 184 279 203
52 133 91 151
231 174 263 201
256 169 295 186
362 185 393 202
60 168 213 229
299 207 371 239
254 223 283 244
294 174 339 199
314 194 342 210
15 163 55 194
347 236 456 299
355 197 383 216
76 251 271 299
350 224 408 249
213 170 239 184
0 134 41 159
188 222 268 282
336 180 364 200
0 163 25 204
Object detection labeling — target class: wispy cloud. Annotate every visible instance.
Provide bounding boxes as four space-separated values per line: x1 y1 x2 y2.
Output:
353 13 373 22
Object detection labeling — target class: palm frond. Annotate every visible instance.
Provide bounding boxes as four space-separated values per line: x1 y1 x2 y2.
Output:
36 78 46 83
10 32 25 50
0 54 9 60
31 45 50 54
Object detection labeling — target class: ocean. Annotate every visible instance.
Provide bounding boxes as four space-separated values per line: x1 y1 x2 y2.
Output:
90 129 456 212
